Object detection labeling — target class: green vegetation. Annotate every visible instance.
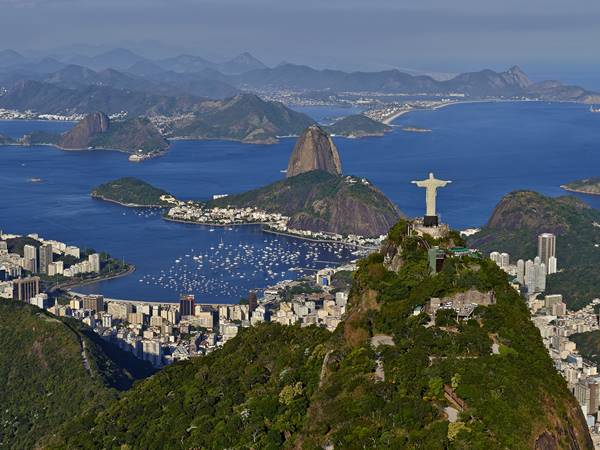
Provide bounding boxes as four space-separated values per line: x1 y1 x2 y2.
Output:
14 114 167 154
91 177 171 206
324 114 391 137
208 170 402 237
169 93 314 144
570 330 600 368
561 177 600 195
331 269 354 291
46 325 330 449
38 219 591 449
22 130 60 145
5 235 41 255
469 190 600 309
89 117 169 154
302 222 590 448
0 301 153 449
280 281 324 301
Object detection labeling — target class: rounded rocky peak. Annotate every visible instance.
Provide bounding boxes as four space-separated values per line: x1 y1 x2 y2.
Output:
286 126 342 178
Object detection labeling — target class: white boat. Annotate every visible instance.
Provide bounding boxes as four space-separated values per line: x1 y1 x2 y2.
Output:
590 106 600 113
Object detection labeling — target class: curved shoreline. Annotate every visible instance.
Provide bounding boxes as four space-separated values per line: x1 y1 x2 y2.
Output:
162 216 271 227
163 216 375 249
48 265 136 292
262 227 374 249
91 194 168 208
560 185 600 196
387 99 540 125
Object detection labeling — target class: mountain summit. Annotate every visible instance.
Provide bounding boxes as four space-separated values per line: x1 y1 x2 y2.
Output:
59 112 110 149
287 125 342 178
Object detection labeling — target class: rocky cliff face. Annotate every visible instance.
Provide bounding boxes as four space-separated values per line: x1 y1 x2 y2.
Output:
59 112 110 149
286 125 342 177
285 178 401 236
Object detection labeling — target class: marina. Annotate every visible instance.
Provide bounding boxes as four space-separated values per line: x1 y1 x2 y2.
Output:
2 102 600 303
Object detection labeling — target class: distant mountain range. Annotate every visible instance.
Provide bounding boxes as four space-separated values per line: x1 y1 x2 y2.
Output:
232 64 599 102
1 48 599 105
13 48 266 75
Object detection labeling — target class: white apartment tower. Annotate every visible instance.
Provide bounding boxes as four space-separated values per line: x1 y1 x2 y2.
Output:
516 259 525 284
23 244 38 273
538 233 556 270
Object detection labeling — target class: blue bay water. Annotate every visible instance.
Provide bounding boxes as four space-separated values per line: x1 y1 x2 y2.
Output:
1 101 599 302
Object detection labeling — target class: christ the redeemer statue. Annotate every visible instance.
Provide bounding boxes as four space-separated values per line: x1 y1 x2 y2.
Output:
412 172 451 226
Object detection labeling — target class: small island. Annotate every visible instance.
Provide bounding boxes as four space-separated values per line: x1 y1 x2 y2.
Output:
324 114 392 138
91 177 174 207
561 177 600 196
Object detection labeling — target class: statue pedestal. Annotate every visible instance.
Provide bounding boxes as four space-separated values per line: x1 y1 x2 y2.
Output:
423 215 439 227
412 221 449 239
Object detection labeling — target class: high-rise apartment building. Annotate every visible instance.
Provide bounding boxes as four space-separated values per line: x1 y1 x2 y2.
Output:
23 244 38 273
82 295 104 313
39 243 53 274
516 259 525 284
88 253 101 273
538 233 556 269
180 294 195 317
248 291 258 315
12 276 40 302
548 256 558 275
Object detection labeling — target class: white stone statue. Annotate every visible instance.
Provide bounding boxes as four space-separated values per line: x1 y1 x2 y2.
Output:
412 172 452 217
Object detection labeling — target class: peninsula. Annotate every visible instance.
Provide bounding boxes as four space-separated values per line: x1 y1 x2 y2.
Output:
561 177 600 196
91 177 174 207
169 126 403 239
14 112 170 159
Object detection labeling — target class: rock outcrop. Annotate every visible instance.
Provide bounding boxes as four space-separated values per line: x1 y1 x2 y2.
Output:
59 112 110 149
208 170 402 237
286 125 342 178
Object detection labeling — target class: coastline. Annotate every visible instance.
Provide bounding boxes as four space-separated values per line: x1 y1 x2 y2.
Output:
162 215 272 228
262 227 374 249
0 139 169 160
560 185 600 196
48 264 136 293
385 99 540 125
91 193 169 208
163 216 375 249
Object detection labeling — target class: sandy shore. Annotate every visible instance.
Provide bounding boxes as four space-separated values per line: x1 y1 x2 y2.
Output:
384 99 527 125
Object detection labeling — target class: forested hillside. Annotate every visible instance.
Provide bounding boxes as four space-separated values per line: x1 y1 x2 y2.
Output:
0 302 153 449
41 219 591 449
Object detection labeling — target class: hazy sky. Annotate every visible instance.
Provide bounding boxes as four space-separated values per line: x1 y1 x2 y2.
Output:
2 0 600 77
